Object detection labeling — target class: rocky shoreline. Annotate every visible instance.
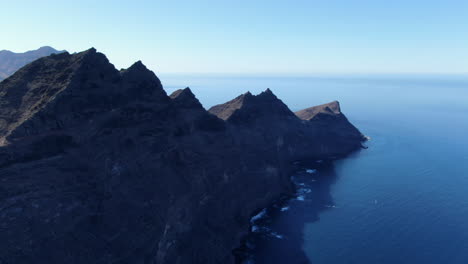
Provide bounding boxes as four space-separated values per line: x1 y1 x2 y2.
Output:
235 150 365 264
0 48 365 264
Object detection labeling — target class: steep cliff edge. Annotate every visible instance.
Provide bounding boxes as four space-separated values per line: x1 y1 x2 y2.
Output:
294 101 365 157
0 49 365 264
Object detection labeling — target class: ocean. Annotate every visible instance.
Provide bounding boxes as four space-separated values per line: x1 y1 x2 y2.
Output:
161 74 468 264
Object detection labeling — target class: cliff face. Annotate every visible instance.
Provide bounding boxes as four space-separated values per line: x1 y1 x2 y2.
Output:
0 46 65 81
0 49 365 264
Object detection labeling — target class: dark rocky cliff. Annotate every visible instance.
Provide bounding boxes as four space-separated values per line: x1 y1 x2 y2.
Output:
0 49 365 264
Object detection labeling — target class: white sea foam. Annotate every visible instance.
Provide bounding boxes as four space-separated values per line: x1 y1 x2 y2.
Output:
250 209 267 224
298 188 312 194
270 231 284 239
280 206 289 212
296 187 311 201
251 225 260 232
306 169 317 174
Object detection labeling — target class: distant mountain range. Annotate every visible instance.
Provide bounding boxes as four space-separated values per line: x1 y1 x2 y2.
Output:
0 46 65 81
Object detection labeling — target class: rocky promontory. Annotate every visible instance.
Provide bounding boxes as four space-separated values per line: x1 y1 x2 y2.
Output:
0 48 365 264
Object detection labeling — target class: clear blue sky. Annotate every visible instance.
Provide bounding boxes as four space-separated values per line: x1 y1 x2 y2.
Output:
1 0 467 74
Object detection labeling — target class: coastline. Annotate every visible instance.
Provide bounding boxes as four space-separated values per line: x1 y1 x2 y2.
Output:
235 147 366 264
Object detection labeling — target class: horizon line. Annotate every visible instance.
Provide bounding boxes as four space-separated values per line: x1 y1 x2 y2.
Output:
155 71 468 77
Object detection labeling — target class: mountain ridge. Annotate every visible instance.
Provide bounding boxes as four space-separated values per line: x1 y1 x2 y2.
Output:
0 49 365 264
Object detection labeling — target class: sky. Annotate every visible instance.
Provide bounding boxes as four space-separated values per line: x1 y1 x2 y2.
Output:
1 0 467 74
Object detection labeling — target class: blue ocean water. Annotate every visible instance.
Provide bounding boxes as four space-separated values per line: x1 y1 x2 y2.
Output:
161 74 468 264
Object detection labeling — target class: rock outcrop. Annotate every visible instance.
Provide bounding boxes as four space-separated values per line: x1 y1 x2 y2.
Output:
295 100 342 120
294 101 364 155
0 49 365 264
0 46 65 81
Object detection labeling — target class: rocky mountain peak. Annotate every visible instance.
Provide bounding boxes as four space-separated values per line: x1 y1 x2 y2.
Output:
257 87 274 97
125 60 146 71
170 87 203 109
120 60 167 103
207 92 251 120
208 89 296 123
0 49 172 143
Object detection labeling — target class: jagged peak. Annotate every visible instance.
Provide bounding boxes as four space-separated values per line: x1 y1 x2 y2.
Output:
208 88 295 122
68 48 112 69
120 60 156 82
120 60 161 86
295 101 342 121
121 60 154 76
260 88 273 96
127 60 147 71
170 87 194 99
236 91 254 102
70 49 169 103
0 48 173 142
170 87 203 109
85 47 97 54
208 92 249 120
118 61 168 102
326 100 341 113
254 88 280 102
67 47 97 60
243 89 284 106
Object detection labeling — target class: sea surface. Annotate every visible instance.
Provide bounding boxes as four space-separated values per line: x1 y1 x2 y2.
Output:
161 73 468 264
